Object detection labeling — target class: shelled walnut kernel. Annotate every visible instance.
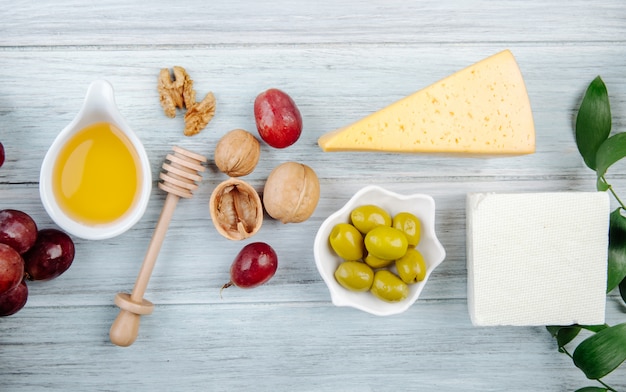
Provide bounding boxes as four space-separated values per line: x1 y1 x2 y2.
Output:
157 66 216 136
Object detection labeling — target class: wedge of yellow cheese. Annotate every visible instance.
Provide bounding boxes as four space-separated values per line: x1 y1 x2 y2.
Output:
318 50 535 155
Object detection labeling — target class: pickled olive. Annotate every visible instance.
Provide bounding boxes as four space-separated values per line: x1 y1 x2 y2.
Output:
364 226 408 260
392 212 421 247
334 261 374 292
395 248 427 284
350 205 392 234
364 253 393 269
370 270 409 302
329 223 365 260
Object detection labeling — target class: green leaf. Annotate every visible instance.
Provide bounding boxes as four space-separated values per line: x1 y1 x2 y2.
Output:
576 76 611 170
547 326 559 336
557 326 582 347
580 324 609 333
573 322 626 379
546 325 562 337
596 176 610 192
575 387 608 392
546 325 608 351
619 276 626 304
607 208 626 292
596 133 626 179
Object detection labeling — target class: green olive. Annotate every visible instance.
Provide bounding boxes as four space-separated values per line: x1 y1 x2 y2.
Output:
395 248 427 284
392 212 421 246
370 270 409 302
364 253 393 269
329 223 364 260
334 261 374 292
364 226 408 260
350 205 392 234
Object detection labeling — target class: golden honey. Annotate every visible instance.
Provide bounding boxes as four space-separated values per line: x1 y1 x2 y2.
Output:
52 122 141 225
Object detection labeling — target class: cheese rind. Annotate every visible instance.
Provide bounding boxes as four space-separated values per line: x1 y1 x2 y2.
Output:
466 192 609 327
318 50 535 155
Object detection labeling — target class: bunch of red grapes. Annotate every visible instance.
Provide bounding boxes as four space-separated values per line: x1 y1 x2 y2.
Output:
0 209 75 316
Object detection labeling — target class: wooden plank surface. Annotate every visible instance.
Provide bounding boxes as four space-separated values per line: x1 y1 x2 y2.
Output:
1 1 625 391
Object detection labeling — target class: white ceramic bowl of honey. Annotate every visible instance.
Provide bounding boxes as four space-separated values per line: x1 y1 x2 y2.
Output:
40 80 152 240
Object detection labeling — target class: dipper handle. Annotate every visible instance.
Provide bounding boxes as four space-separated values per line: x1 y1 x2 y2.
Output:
109 146 206 347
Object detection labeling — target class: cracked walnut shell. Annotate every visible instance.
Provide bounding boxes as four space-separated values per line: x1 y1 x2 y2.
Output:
214 129 260 177
263 162 320 224
210 178 263 240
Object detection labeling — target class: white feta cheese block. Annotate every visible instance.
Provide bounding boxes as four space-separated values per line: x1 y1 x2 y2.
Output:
466 192 609 326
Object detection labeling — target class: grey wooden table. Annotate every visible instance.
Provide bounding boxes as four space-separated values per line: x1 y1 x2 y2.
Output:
1 1 625 391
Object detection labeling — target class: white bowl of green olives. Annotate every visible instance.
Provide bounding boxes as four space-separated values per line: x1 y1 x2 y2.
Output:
314 185 445 316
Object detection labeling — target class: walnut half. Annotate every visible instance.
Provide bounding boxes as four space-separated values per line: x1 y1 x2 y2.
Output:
157 66 195 118
183 92 216 137
209 178 263 240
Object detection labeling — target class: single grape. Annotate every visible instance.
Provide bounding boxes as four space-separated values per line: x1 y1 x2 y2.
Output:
24 229 75 281
0 243 24 296
0 279 28 316
254 88 302 148
0 142 4 168
221 242 278 292
0 209 38 254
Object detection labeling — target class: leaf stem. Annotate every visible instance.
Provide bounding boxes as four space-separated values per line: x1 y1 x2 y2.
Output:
597 378 618 392
560 345 574 359
602 175 626 210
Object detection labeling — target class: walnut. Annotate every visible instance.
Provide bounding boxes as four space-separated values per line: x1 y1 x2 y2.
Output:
214 129 260 177
157 66 215 136
263 162 320 223
183 92 216 137
157 66 194 118
209 178 263 240
181 72 196 110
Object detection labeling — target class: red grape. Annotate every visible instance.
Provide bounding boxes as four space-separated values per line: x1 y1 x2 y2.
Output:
0 142 4 168
254 88 302 149
0 243 24 295
222 242 278 292
0 279 28 316
0 209 38 254
24 229 75 281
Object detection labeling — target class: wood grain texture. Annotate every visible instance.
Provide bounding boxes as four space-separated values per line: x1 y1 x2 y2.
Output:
1 0 625 46
1 1 625 391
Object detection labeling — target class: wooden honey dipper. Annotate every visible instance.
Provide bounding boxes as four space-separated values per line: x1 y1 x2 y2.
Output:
109 146 207 347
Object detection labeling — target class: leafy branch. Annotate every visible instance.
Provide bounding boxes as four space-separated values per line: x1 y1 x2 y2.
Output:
547 76 626 392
